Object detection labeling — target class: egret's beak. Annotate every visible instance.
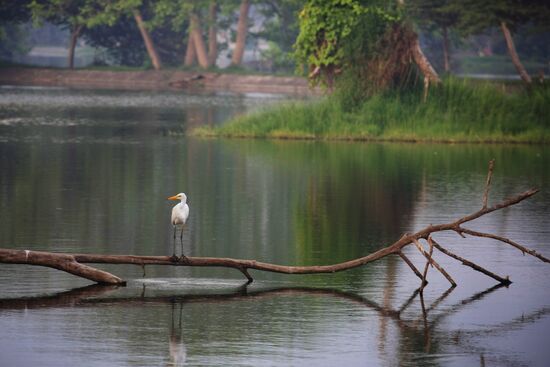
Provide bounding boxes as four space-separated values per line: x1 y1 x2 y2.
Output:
167 195 179 201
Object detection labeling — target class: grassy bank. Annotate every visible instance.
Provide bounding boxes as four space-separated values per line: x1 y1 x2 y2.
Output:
193 79 550 143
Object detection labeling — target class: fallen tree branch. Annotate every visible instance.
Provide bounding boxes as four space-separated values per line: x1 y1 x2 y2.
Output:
0 249 125 285
398 251 424 281
0 161 547 287
457 227 550 263
430 238 511 285
413 238 456 288
421 237 438 290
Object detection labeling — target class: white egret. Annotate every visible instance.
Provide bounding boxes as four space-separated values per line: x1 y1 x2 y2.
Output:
167 193 190 261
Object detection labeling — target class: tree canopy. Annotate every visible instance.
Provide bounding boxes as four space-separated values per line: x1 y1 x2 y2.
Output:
294 0 402 89
0 0 547 83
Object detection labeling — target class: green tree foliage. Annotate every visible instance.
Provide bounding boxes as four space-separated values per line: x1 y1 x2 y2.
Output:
448 0 548 36
294 0 422 100
82 5 187 66
29 0 123 67
153 0 216 68
30 0 114 30
406 0 457 30
0 1 32 60
82 13 146 66
152 0 195 29
255 0 305 72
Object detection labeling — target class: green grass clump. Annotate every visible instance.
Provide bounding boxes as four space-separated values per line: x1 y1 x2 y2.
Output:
192 78 550 143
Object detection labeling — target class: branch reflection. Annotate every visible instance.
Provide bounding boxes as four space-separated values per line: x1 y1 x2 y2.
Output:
0 281 545 366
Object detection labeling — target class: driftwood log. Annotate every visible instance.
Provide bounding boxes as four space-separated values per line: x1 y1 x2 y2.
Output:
0 160 548 286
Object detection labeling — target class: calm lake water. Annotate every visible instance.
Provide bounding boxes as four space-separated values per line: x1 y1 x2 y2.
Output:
0 86 549 367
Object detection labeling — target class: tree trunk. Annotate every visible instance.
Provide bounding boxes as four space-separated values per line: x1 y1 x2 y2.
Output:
184 33 196 67
411 35 441 84
133 9 162 70
410 31 441 100
67 24 83 69
442 26 450 73
190 13 209 69
207 1 218 67
500 21 532 84
231 0 250 66
396 1 440 84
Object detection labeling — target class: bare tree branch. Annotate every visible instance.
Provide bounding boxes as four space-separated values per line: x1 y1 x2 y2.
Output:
419 238 434 289
457 228 550 263
430 238 511 285
398 251 424 281
413 239 457 288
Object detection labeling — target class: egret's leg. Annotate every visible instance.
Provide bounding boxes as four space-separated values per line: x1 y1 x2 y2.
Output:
179 226 188 261
171 226 178 262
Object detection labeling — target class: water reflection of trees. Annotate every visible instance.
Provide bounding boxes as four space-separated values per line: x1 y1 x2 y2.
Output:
212 142 426 266
1 282 545 366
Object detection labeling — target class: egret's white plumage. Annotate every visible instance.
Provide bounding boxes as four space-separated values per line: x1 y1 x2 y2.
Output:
168 193 190 260
170 193 189 226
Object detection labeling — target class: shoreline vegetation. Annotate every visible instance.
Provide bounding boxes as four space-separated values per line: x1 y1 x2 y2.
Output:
192 78 550 144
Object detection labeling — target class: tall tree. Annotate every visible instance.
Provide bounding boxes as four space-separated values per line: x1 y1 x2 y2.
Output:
189 12 209 68
30 0 163 69
231 0 250 66
450 0 550 84
407 0 459 73
207 1 218 67
82 10 186 67
84 0 165 69
294 0 440 96
30 0 94 69
83 14 147 66
255 0 305 72
132 8 162 69
184 25 196 66
106 0 164 69
154 0 212 69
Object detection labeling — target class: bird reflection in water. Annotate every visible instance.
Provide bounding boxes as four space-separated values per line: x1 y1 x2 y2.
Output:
168 300 187 366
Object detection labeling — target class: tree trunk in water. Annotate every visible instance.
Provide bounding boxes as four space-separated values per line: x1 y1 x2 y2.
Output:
67 25 82 69
190 13 209 69
133 10 162 70
500 21 532 84
184 33 196 67
207 1 218 67
231 0 250 66
442 26 450 73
